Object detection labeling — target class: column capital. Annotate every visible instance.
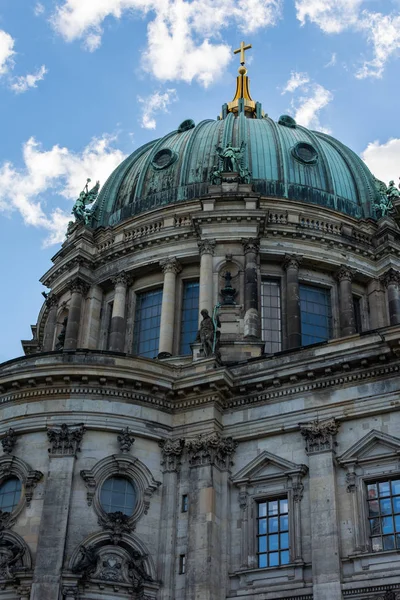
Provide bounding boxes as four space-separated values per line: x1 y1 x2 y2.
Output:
283 254 302 271
45 294 59 308
186 432 238 470
68 278 89 296
112 271 131 287
300 418 339 455
160 257 182 275
47 423 86 458
335 265 354 282
198 239 216 256
380 268 400 288
159 438 185 473
242 238 260 255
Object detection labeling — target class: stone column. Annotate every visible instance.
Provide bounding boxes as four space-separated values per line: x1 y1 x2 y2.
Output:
109 273 130 352
300 419 341 600
381 269 400 326
367 279 387 329
336 265 356 337
242 238 260 338
186 433 237 600
158 258 182 358
158 439 185 600
31 424 86 600
198 240 215 324
42 295 59 351
64 279 89 351
81 285 103 349
284 255 302 349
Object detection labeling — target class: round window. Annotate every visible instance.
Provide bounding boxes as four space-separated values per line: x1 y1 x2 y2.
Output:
178 119 195 133
100 476 136 516
292 142 318 165
0 477 22 512
151 148 177 170
278 114 296 128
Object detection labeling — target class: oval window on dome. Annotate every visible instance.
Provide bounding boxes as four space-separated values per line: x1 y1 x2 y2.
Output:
278 115 296 128
151 148 177 170
100 476 136 516
0 477 22 513
292 142 318 165
178 119 195 133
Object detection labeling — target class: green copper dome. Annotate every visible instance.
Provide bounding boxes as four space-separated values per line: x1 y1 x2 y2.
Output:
92 111 379 228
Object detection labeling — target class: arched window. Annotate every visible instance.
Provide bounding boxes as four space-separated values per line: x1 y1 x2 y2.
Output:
100 476 136 516
0 477 22 512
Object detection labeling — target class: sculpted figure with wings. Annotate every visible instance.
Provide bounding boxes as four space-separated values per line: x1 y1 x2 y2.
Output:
72 178 100 225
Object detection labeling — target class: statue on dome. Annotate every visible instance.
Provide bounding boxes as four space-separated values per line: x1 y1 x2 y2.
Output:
373 177 393 218
71 178 100 226
216 141 245 173
387 180 400 202
210 165 222 185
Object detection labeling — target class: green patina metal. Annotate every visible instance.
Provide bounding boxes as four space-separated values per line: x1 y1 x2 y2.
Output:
92 111 384 228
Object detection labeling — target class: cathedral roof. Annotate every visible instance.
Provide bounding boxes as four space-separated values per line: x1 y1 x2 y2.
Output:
92 55 380 229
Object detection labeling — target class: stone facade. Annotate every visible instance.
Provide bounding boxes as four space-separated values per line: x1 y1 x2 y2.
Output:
4 138 400 600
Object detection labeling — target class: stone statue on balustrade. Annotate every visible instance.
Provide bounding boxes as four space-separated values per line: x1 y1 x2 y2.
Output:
71 178 100 226
196 308 221 359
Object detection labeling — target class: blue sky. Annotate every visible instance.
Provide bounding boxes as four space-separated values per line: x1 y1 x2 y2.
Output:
0 0 399 362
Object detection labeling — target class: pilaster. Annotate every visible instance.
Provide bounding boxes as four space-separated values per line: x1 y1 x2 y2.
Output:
335 265 356 337
283 255 302 349
198 240 215 324
109 272 131 352
381 268 400 325
242 238 260 338
158 258 182 358
64 279 89 351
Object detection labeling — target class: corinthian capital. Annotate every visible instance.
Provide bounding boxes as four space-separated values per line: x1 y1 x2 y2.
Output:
45 294 59 309
335 265 354 282
159 438 185 473
112 272 131 287
283 254 302 271
47 423 86 458
68 278 89 296
300 418 339 455
242 238 260 255
380 268 400 288
198 239 216 256
160 257 182 275
186 432 238 470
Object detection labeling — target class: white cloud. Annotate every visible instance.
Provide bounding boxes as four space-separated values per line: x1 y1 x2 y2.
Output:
325 52 337 67
282 71 333 132
51 0 282 86
295 1 400 78
281 71 310 94
361 138 400 186
0 135 126 246
138 88 178 129
0 30 15 76
10 65 48 94
34 3 45 16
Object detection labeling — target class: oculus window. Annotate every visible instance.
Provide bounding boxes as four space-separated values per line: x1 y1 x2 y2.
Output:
257 497 289 568
179 281 199 355
300 284 332 346
100 476 136 516
0 477 22 512
133 288 163 358
367 479 400 552
261 280 282 354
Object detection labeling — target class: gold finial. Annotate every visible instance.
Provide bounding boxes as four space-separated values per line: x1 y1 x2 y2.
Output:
234 41 252 66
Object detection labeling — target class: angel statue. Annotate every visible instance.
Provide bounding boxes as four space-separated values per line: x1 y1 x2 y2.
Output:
387 180 400 202
373 177 393 218
71 178 100 226
216 141 245 173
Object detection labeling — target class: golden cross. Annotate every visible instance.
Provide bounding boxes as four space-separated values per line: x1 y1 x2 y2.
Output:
234 41 252 65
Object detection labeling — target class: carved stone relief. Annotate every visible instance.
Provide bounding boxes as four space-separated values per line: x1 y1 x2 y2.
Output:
1 429 17 455
47 423 86 457
300 418 339 454
159 438 185 473
186 432 238 470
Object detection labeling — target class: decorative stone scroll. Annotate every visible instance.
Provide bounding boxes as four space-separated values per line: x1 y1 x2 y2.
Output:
47 423 86 457
159 438 185 473
300 418 339 454
186 432 238 470
1 429 17 455
117 427 135 454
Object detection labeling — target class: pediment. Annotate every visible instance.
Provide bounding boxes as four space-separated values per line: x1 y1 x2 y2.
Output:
231 450 307 486
338 430 400 465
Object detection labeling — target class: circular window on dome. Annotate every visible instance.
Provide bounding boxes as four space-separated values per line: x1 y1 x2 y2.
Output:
292 142 318 165
278 114 296 128
178 119 195 133
151 148 177 170
0 477 22 513
100 476 136 516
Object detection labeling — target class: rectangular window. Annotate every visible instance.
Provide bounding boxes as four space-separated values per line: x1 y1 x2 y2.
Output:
181 494 188 513
353 296 362 333
300 284 332 346
257 497 289 568
261 280 282 354
179 554 186 574
367 479 400 552
179 281 199 355
132 288 163 358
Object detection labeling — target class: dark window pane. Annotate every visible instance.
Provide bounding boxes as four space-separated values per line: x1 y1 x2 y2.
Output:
380 499 392 515
383 535 395 550
370 518 381 535
179 281 199 355
300 284 332 346
133 288 163 358
0 478 21 513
